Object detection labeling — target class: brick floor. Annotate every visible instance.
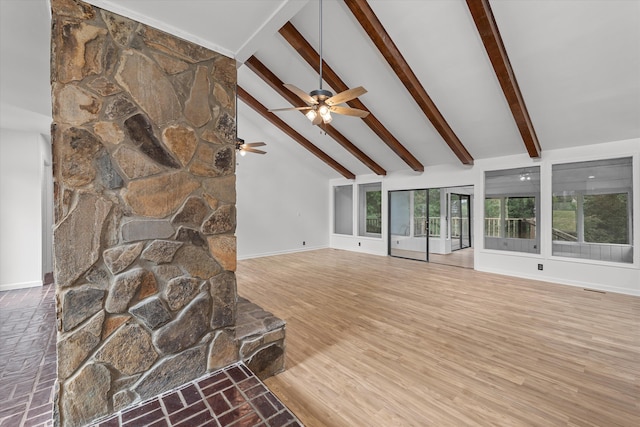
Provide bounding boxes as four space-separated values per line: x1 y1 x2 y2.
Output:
0 284 56 427
0 285 301 427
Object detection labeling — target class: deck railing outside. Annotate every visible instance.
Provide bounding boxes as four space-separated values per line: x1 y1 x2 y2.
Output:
485 218 536 239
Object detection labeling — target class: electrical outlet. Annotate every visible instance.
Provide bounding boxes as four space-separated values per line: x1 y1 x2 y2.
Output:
538 264 543 271
302 241 306 246
358 242 361 246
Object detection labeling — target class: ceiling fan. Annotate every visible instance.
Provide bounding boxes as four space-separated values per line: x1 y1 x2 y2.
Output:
235 138 266 156
269 0 370 125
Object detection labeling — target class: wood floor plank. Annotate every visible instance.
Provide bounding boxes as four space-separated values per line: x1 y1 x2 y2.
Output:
236 249 640 426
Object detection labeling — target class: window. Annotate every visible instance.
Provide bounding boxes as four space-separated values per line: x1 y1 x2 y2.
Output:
484 167 540 253
358 183 381 237
334 185 353 235
552 157 633 263
413 189 441 237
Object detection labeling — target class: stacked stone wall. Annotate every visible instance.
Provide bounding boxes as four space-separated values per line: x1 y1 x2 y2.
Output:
50 1 241 425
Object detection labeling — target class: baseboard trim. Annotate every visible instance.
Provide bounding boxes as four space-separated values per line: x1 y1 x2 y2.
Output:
475 266 640 297
0 280 44 292
237 245 328 261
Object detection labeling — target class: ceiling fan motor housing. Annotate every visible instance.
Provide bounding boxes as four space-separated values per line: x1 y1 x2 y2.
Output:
310 89 333 101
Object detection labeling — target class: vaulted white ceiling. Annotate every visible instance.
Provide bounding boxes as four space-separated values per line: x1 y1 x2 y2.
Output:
1 0 638 177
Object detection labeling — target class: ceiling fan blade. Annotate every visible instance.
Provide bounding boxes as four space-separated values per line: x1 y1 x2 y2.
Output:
330 105 370 118
325 86 367 106
245 142 266 147
242 147 267 155
283 84 318 105
312 113 323 126
268 106 312 112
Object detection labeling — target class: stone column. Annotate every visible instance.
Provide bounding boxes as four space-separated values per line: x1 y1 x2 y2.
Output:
50 1 239 425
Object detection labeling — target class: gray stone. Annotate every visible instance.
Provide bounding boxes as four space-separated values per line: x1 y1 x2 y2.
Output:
235 297 285 340
124 114 180 168
57 311 104 380
53 83 102 126
62 287 105 332
134 345 207 400
175 227 207 248
141 240 183 264
96 151 124 189
55 126 103 188
60 362 110 427
245 342 285 380
174 245 221 279
239 328 285 359
153 265 183 282
112 375 141 394
115 49 181 125
101 10 137 47
165 276 200 311
54 193 112 288
113 146 163 180
103 205 124 248
215 112 236 143
103 242 144 274
210 271 237 329
106 268 155 313
121 219 175 242
202 175 236 204
170 70 193 107
201 204 235 235
104 96 137 120
139 26 218 63
95 324 158 375
161 125 198 167
129 297 172 329
172 197 208 228
113 390 137 412
214 146 234 174
184 66 211 127
87 77 122 96
84 267 109 287
103 39 119 76
207 329 238 371
122 171 200 219
153 292 210 354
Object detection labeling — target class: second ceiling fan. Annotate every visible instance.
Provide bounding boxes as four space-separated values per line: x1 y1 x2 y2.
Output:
269 0 370 125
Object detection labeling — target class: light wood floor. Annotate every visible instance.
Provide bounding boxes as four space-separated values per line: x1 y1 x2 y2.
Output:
236 249 640 427
392 247 475 269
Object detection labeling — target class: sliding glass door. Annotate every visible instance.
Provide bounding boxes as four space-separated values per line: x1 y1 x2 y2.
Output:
389 190 429 261
451 193 471 251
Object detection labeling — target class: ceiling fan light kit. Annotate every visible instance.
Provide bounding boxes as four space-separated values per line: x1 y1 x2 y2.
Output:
269 0 370 126
235 139 267 156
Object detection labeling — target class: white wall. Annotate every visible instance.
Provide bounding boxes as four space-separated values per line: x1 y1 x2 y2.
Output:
236 106 331 260
330 138 640 296
0 128 46 290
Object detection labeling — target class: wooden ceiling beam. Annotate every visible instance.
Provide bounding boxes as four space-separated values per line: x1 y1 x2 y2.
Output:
279 22 424 172
466 0 541 158
344 0 474 165
245 56 386 176
237 86 356 180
